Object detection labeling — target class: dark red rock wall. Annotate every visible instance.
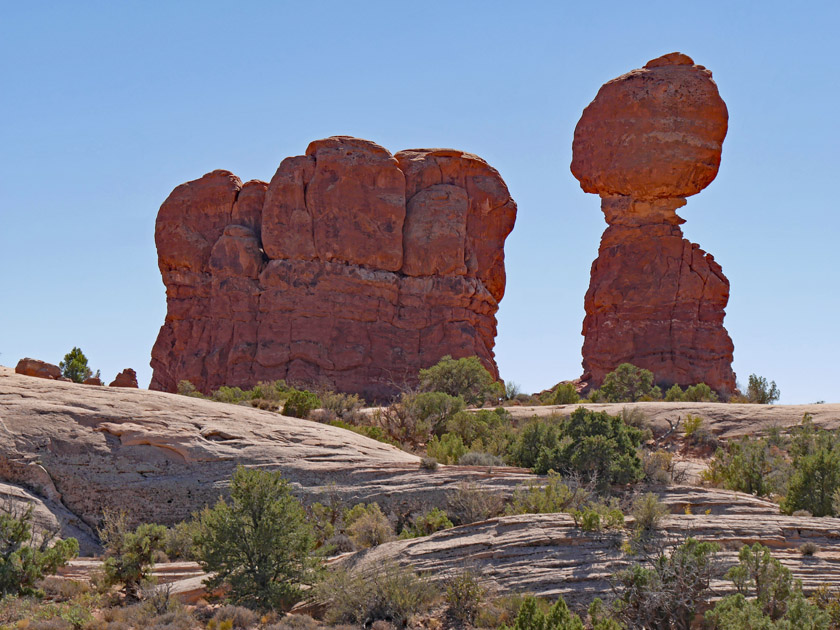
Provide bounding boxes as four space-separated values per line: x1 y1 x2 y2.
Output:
572 54 736 395
150 137 516 400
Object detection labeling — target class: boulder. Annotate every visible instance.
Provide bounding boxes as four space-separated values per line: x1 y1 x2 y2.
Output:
151 137 516 400
82 376 103 386
15 357 61 380
571 53 736 394
109 368 138 388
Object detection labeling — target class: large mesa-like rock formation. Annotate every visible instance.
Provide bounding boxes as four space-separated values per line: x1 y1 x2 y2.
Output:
571 53 736 395
151 137 516 399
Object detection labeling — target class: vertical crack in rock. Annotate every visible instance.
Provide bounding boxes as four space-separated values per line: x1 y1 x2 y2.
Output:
151 137 516 400
572 53 736 395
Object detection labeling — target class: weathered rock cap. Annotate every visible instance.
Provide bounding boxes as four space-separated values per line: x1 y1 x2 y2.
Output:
571 52 728 201
15 358 62 380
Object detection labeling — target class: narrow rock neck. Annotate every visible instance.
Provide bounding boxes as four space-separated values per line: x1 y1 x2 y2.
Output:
600 195 687 227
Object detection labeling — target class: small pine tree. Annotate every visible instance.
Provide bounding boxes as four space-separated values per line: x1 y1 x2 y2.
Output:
600 363 661 402
747 374 780 404
0 504 78 597
194 467 319 611
59 347 96 383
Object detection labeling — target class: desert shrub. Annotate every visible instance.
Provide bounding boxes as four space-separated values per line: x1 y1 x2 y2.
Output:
344 503 394 549
445 407 514 456
163 521 199 561
684 383 718 402
426 433 467 465
409 392 466 436
705 542 829 628
503 594 584 630
747 374 781 404
506 471 594 516
263 613 319 630
631 493 669 533
507 416 563 470
529 408 645 487
419 457 438 471
664 384 685 402
59 347 97 384
504 381 522 401
643 450 675 485
781 447 840 517
376 391 463 448
176 380 204 397
282 389 321 419
99 512 166 600
318 562 439 627
799 542 819 556
683 414 703 438
193 466 319 611
619 407 652 433
399 508 453 539
703 436 790 497
328 420 399 447
600 363 661 402
418 355 503 406
447 482 505 525
547 383 580 406
614 537 721 630
210 605 259 629
445 568 486 625
570 500 625 533
318 391 365 423
0 504 78 598
458 451 505 466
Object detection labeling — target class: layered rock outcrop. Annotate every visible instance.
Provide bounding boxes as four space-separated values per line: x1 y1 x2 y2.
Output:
571 53 736 394
150 137 516 399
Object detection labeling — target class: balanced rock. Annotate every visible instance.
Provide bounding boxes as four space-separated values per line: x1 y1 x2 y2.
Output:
109 368 138 388
151 137 516 399
571 53 736 395
15 357 61 380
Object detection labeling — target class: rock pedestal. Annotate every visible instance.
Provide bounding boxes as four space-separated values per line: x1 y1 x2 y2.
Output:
150 137 516 400
571 53 736 394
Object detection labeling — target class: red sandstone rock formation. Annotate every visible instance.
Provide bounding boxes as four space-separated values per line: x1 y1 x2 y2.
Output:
15 358 62 380
109 368 138 388
571 53 736 395
151 137 516 399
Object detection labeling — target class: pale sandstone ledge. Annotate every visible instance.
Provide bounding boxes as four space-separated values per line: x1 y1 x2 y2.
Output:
505 401 840 437
0 366 532 538
338 512 840 608
3 364 839 556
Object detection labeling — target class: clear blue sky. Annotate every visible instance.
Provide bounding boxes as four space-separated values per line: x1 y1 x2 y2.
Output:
1 1 837 404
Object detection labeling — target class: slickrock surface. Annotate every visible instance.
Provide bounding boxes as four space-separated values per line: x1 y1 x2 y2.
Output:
572 53 736 395
0 367 531 539
151 137 516 400
0 481 100 555
342 512 840 608
505 402 840 438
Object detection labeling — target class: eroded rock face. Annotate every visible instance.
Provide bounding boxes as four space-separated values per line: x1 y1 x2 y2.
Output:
15 358 62 380
151 137 516 399
571 54 736 394
109 368 138 388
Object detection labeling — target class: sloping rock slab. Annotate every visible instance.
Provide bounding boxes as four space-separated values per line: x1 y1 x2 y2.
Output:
507 402 840 438
0 367 530 537
340 512 840 608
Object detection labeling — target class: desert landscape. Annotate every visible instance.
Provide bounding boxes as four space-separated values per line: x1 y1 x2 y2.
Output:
2 4 840 630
